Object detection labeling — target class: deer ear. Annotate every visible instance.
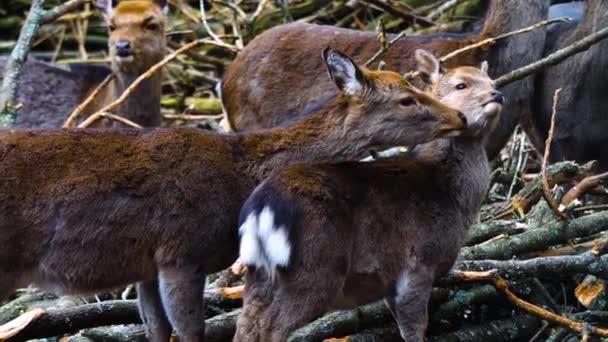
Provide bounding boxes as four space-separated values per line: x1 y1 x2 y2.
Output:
323 47 367 96
93 0 114 19
480 60 489 74
415 49 443 85
154 0 169 14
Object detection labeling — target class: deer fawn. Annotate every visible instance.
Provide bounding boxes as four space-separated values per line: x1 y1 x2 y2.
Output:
0 48 464 342
76 0 168 127
221 0 550 159
234 50 504 342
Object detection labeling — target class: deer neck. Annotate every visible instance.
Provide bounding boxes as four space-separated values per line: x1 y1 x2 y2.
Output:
112 71 162 127
481 0 550 37
415 135 489 227
235 98 372 182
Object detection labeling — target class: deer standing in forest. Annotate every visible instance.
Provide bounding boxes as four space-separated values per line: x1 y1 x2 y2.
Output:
0 48 465 342
234 51 503 342
75 0 168 127
221 0 549 159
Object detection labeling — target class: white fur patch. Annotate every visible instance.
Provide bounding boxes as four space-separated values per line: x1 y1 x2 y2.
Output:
238 206 292 272
396 272 411 298
239 212 262 266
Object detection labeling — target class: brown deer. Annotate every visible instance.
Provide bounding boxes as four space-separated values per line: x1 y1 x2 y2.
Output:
221 0 550 159
78 0 168 127
234 51 503 342
525 0 608 171
0 48 465 342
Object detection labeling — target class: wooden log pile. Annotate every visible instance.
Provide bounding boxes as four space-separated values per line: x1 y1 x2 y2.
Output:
2 0 608 341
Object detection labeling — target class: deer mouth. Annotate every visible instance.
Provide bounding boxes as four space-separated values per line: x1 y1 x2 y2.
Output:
481 101 502 118
115 55 135 64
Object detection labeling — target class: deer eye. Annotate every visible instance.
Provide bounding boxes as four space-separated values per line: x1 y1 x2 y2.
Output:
108 24 117 31
455 83 467 90
145 23 160 31
399 97 416 107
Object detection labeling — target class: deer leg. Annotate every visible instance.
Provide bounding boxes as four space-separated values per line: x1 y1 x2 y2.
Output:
234 269 274 342
388 270 434 342
266 276 342 342
136 280 172 342
158 267 206 342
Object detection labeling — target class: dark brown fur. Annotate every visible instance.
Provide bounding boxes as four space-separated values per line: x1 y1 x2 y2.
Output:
221 0 550 159
524 0 608 171
0 49 464 342
3 58 112 128
234 58 502 342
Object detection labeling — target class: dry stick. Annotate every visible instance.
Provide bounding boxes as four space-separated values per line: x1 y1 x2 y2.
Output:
199 0 224 44
401 17 569 78
541 88 567 220
360 0 435 27
426 0 465 21
495 23 608 87
443 17 570 62
63 74 114 127
79 112 143 128
77 39 237 128
364 30 408 67
249 0 270 23
455 271 608 337
163 113 224 120
41 0 89 24
493 277 608 337
560 171 608 210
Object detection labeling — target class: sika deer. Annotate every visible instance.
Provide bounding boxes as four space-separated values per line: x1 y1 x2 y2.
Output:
78 0 168 127
234 51 503 342
0 48 464 342
221 0 550 159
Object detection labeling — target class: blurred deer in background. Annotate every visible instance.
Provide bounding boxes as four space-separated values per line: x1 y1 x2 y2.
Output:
525 0 608 172
234 51 503 342
0 48 465 342
222 0 550 159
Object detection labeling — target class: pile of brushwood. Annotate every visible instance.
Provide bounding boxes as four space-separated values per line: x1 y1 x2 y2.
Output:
2 0 608 341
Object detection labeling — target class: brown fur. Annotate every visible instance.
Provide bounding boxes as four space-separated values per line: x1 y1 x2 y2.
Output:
234 56 502 342
0 49 463 342
221 0 550 159
83 0 167 127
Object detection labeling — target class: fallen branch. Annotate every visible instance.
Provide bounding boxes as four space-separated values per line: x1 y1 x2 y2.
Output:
491 161 587 220
494 277 608 336
561 171 608 210
466 220 527 246
288 301 392 342
460 210 608 260
541 88 567 220
78 112 142 128
449 242 608 281
1 287 241 341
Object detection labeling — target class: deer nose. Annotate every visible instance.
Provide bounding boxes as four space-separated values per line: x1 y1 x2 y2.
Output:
457 111 467 126
115 41 131 57
491 91 504 104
